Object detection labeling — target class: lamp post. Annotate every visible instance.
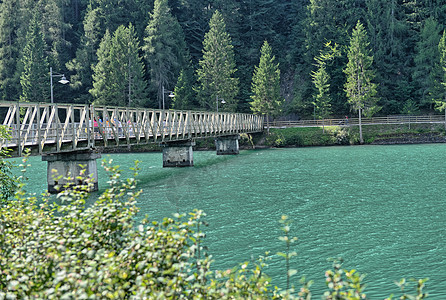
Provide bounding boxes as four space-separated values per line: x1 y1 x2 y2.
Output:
162 85 175 110
216 95 226 113
50 67 69 103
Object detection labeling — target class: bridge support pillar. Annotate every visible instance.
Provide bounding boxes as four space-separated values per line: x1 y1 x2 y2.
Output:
215 135 240 155
162 140 195 167
42 150 101 194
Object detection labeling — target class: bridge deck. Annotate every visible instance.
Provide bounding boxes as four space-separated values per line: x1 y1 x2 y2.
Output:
0 102 264 157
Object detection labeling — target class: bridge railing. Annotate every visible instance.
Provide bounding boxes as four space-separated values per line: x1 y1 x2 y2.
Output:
265 115 445 128
0 102 264 156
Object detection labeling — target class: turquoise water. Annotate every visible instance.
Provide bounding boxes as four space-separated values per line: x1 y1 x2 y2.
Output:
11 144 446 298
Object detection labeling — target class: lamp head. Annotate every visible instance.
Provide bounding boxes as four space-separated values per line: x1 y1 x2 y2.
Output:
58 76 69 85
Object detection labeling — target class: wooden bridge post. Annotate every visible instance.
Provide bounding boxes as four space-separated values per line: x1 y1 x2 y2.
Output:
42 150 101 193
215 134 240 155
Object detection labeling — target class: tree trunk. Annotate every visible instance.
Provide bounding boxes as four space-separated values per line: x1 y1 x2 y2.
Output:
359 108 363 144
266 113 270 135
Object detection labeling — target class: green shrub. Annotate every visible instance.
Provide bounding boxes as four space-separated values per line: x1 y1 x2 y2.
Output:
266 127 352 147
0 126 18 204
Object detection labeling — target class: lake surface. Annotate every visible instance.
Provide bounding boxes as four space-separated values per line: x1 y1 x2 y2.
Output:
12 144 446 298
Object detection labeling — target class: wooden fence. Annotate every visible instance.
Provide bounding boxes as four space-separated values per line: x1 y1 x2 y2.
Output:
265 115 445 128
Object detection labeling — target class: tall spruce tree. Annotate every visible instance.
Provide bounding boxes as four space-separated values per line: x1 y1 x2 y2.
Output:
0 0 21 100
311 64 331 127
90 25 147 107
89 30 113 105
144 0 189 109
112 24 148 107
250 41 282 133
436 30 446 129
413 17 443 107
20 14 49 102
196 10 239 112
301 0 364 115
344 21 379 144
173 69 196 110
66 5 104 103
366 0 413 114
170 0 212 68
311 42 340 132
41 0 72 70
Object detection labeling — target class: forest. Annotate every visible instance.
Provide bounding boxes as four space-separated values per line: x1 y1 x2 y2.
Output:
1 0 446 119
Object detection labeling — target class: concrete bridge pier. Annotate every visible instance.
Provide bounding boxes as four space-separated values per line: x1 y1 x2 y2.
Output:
162 140 195 167
215 135 240 155
42 150 101 193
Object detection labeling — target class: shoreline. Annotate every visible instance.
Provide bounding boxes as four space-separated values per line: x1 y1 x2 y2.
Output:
97 131 446 154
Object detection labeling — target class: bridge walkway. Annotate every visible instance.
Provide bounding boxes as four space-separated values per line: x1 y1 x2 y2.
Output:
0 102 264 157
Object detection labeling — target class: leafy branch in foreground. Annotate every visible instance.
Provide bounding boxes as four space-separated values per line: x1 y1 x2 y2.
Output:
0 126 18 204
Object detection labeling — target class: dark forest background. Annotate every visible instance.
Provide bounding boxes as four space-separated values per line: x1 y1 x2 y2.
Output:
1 0 446 118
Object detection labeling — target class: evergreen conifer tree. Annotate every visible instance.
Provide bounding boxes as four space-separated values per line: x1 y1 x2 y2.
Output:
311 43 340 133
20 14 49 102
144 0 189 109
413 17 442 107
436 30 446 130
250 41 282 133
0 0 21 100
173 69 196 110
66 5 104 103
196 10 239 112
344 21 379 144
90 25 147 107
311 42 340 130
90 30 113 105
366 0 413 114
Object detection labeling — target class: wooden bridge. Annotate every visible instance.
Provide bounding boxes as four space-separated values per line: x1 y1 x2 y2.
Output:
0 101 264 157
0 101 264 193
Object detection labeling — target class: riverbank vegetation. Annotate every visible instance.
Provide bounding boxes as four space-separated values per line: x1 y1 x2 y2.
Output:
263 123 446 148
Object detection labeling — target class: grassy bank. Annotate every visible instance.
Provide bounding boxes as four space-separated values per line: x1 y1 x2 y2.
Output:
262 123 446 147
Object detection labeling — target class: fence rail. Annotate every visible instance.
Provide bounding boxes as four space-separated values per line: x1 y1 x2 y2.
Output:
265 115 445 128
0 101 264 157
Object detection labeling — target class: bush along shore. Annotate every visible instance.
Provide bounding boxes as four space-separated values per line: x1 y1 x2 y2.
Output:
257 123 446 148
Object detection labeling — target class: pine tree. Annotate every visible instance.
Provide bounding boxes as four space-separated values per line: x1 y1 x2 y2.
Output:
250 41 282 133
66 5 104 104
196 10 239 112
90 25 147 107
413 17 442 107
366 0 413 114
115 24 147 108
0 0 21 100
173 69 196 110
436 30 446 129
40 0 72 70
344 21 379 144
170 0 212 68
311 42 340 132
90 30 113 105
301 0 363 116
20 14 49 102
144 0 189 109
